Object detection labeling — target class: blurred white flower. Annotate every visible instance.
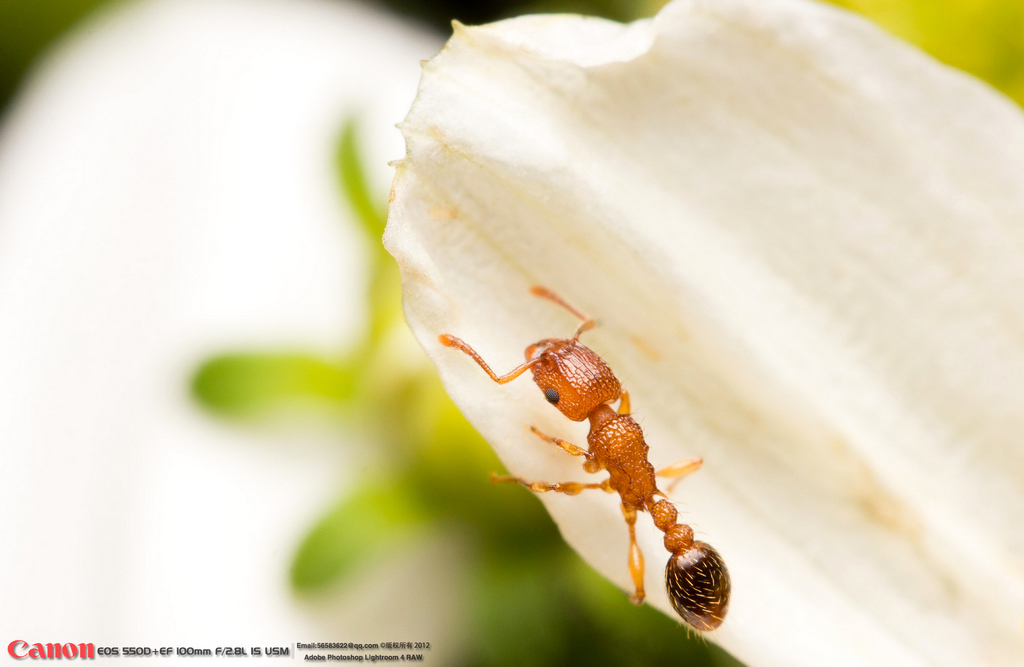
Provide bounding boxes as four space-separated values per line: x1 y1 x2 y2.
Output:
0 0 453 652
385 0 1024 664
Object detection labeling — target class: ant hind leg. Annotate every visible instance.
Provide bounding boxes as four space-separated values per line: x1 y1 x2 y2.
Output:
656 456 703 493
622 504 646 605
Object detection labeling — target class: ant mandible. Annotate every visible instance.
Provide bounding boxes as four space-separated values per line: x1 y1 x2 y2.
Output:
438 286 730 632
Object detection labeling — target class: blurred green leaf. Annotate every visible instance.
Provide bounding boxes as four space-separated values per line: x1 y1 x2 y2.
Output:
190 352 356 418
336 116 404 344
337 118 387 239
470 559 566 666
827 0 1024 105
291 480 428 591
0 0 116 112
409 395 567 557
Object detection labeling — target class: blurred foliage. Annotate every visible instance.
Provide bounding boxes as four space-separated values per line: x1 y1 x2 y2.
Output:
291 479 428 590
827 0 1024 104
377 0 663 28
0 0 117 111
191 120 742 666
193 352 357 418
2 0 1022 114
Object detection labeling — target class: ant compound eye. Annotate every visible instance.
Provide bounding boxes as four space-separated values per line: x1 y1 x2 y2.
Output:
544 388 560 404
665 542 730 632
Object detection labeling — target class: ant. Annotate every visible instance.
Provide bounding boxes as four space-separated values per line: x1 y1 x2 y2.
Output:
438 286 730 632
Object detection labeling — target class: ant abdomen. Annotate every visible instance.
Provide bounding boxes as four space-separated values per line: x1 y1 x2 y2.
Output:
665 542 731 632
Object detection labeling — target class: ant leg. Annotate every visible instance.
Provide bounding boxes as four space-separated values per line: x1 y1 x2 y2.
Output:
529 286 596 339
530 425 602 474
492 473 613 496
618 391 631 415
438 334 539 384
529 425 588 458
623 504 646 605
656 456 703 493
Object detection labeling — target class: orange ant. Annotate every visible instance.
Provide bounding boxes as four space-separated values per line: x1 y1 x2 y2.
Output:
438 286 730 632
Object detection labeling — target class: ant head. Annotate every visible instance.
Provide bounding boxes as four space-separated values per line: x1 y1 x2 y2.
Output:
665 542 731 632
525 338 621 421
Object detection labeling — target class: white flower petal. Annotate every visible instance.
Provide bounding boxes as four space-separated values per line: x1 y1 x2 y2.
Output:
385 0 1024 664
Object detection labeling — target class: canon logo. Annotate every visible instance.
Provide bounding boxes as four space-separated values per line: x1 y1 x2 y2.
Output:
7 641 94 660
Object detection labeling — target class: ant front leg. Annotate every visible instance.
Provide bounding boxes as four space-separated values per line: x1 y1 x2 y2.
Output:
492 473 613 496
622 504 646 605
438 334 539 384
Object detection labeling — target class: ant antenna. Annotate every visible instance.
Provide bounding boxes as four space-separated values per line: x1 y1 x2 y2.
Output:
530 285 596 340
